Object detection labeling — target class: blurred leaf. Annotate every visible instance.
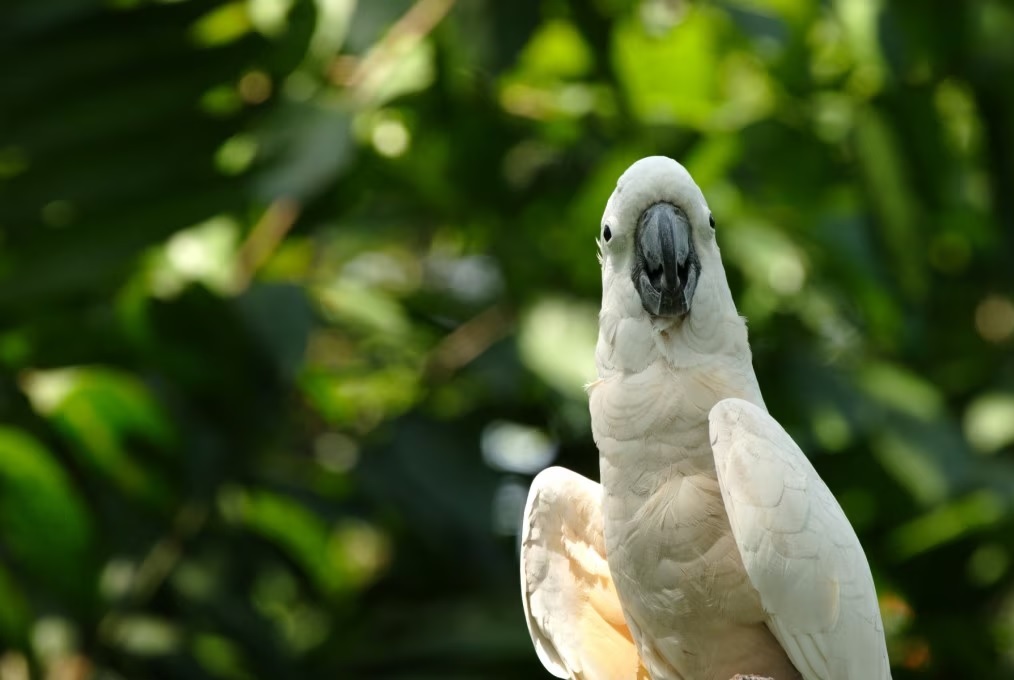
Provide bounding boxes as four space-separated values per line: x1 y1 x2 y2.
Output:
254 97 353 201
613 9 722 126
308 0 357 62
191 2 253 48
517 19 593 81
612 9 774 130
223 487 387 596
0 427 94 599
234 283 312 380
889 490 1006 560
22 368 174 506
0 563 31 643
517 297 598 399
859 361 943 422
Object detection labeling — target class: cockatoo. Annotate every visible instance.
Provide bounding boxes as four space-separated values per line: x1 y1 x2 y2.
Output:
520 157 890 680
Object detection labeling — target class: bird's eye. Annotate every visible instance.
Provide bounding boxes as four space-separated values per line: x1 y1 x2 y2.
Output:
603 225 612 242
709 213 715 228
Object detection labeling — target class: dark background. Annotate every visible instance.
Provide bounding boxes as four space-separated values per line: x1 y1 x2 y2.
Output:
1 0 1013 677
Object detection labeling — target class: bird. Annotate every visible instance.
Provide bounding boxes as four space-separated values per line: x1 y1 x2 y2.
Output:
520 156 891 680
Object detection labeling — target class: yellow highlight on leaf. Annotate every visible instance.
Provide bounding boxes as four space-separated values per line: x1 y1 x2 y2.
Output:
518 19 593 81
191 2 253 47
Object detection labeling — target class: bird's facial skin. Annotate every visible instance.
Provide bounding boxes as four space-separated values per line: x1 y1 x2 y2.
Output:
632 202 700 318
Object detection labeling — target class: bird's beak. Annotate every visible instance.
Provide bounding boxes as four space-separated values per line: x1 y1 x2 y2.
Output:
633 202 700 318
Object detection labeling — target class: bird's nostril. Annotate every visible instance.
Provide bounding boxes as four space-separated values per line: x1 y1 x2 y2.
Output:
677 259 689 286
649 265 664 288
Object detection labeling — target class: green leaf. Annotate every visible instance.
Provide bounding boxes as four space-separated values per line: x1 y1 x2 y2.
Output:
222 487 388 596
0 427 94 600
22 368 174 507
613 9 721 126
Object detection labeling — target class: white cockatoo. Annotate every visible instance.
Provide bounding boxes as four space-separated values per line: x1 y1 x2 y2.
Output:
520 157 890 680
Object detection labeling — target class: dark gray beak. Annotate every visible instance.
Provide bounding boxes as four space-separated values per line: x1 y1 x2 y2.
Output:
632 202 700 318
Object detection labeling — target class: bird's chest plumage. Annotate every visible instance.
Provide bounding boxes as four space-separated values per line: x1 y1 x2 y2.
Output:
589 361 787 679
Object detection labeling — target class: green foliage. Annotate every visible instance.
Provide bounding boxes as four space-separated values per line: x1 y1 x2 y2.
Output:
0 0 1013 677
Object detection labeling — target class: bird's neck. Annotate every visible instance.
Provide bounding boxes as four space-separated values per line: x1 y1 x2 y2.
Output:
591 350 763 443
594 306 756 378
590 304 765 456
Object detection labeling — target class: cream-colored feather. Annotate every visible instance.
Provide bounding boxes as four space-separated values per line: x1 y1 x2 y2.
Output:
520 466 649 680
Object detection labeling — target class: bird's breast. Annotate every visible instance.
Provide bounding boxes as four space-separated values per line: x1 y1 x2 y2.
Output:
589 360 791 679
597 435 761 625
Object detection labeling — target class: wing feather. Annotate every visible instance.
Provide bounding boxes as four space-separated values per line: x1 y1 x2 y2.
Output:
708 399 891 680
520 466 648 680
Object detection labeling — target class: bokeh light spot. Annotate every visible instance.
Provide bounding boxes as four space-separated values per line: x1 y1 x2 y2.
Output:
968 543 1008 586
975 295 1014 343
964 392 1014 454
314 432 359 473
481 421 558 475
238 70 272 104
371 118 410 158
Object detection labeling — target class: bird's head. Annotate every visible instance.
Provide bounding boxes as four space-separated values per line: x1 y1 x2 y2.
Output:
598 156 717 320
596 156 745 370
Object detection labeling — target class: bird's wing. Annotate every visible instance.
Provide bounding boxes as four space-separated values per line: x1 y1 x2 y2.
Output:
708 398 891 680
520 466 648 680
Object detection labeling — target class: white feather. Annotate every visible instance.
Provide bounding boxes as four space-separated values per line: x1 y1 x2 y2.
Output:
709 398 891 680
